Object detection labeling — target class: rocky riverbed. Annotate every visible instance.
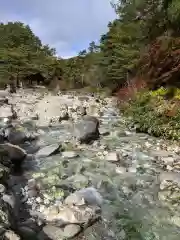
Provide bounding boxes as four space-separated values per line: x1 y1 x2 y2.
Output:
0 88 180 239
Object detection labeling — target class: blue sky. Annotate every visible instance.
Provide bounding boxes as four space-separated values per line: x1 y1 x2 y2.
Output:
0 0 116 58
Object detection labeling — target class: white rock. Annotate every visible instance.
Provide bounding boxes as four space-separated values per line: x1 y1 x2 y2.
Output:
105 152 120 162
62 151 78 159
65 187 103 207
116 167 127 174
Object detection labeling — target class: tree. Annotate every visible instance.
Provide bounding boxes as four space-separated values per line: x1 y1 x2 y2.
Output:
0 21 61 89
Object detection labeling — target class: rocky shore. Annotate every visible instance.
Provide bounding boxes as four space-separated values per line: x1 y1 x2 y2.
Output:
0 88 180 239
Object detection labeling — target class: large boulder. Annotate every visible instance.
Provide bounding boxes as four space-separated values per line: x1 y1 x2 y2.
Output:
0 143 27 162
4 125 37 145
74 116 100 144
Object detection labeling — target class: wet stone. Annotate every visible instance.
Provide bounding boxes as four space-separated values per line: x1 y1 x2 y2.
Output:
63 224 81 238
105 152 120 162
62 151 78 159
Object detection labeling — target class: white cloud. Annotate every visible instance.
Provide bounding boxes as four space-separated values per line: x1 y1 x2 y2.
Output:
0 0 116 58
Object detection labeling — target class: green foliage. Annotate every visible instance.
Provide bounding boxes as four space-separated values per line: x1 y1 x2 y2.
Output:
150 87 168 97
1 0 180 92
123 89 180 140
0 21 60 88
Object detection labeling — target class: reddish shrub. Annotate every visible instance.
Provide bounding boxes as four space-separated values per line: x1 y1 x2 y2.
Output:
117 78 147 102
138 36 180 88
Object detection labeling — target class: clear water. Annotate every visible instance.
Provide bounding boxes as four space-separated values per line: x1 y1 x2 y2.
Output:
19 102 180 240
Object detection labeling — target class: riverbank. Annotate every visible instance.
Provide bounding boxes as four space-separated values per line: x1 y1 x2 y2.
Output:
0 88 180 239
121 87 180 141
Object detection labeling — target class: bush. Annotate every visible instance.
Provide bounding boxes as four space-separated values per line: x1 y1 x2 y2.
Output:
122 87 180 140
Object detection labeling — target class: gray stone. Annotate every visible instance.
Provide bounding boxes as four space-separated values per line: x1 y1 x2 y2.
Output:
99 128 110 136
65 187 103 207
0 200 10 227
0 164 9 182
59 110 69 122
63 224 81 238
38 225 64 240
45 205 100 225
105 152 120 162
150 150 174 158
62 151 78 159
0 143 27 161
60 174 89 190
0 105 12 119
2 194 16 209
28 178 37 189
18 226 37 239
0 184 5 194
28 189 38 198
162 157 174 165
5 125 36 145
0 225 6 236
4 230 20 240
0 97 8 105
159 172 180 183
74 115 99 144
0 90 9 98
35 143 61 158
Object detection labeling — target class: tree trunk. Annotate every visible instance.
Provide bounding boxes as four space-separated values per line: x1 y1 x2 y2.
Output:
9 76 16 93
16 74 21 88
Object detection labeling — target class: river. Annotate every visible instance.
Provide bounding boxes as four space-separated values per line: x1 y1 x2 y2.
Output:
0 88 180 239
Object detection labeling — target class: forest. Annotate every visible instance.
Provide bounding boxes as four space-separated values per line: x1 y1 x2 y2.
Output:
0 0 180 94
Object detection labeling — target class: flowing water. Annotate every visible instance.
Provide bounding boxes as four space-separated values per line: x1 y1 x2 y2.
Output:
5 90 180 239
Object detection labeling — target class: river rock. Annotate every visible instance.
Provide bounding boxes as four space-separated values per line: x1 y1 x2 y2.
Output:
62 151 78 159
105 152 120 162
59 110 69 122
5 125 37 145
64 187 103 207
0 184 5 194
158 172 180 205
35 143 62 158
3 230 20 240
0 143 27 161
76 106 86 116
0 164 9 182
63 224 81 238
17 226 37 239
45 204 100 225
38 225 64 240
0 105 13 119
59 174 89 190
0 97 8 105
74 116 100 144
0 198 10 228
0 90 9 98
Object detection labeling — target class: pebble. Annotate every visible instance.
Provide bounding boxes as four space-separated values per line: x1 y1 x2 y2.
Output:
116 167 127 174
44 199 50 205
28 179 37 189
36 197 42 203
0 184 5 194
62 151 78 158
105 152 120 162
